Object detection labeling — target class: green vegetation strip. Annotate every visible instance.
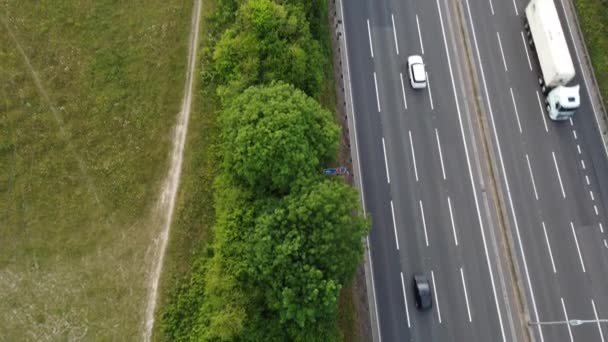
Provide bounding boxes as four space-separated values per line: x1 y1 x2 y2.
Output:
0 1 193 339
158 0 369 340
574 0 608 109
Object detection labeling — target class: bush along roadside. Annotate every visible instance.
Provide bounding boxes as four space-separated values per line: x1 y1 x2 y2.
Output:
161 0 370 341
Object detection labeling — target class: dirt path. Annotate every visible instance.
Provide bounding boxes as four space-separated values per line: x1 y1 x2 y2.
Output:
142 0 202 340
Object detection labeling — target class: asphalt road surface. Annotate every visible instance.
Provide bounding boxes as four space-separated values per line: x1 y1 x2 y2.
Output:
339 0 608 341
461 0 608 341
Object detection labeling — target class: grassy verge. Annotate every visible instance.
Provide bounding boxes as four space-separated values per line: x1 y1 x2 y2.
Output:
0 1 193 339
152 0 220 340
574 0 608 109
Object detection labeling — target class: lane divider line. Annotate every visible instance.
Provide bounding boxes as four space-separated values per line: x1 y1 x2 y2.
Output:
497 32 508 71
520 31 533 71
561 298 574 342
512 0 519 16
400 272 411 328
374 72 381 113
542 222 557 274
536 91 549 132
510 88 523 133
420 200 430 247
400 73 408 110
416 14 425 55
390 200 400 250
552 152 566 198
431 270 442 323
526 154 539 200
448 196 459 246
435 128 446 180
367 19 374 58
391 14 399 55
427 72 435 110
382 137 390 184
570 222 586 272
409 131 419 182
460 267 473 322
591 299 605 342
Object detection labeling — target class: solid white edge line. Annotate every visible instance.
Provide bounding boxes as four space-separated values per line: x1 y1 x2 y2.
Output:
374 72 381 113
391 14 399 55
552 152 566 198
525 154 539 200
536 91 549 132
367 19 374 59
435 128 446 180
382 138 390 184
520 31 533 71
416 14 425 55
570 222 586 272
460 267 473 322
427 72 435 110
558 0 608 160
409 131 419 182
542 222 557 274
339 2 381 339
497 32 508 71
561 298 574 342
400 272 411 328
390 200 400 250
464 0 536 340
448 196 459 246
420 200 429 247
592 299 605 342
431 270 442 323
400 73 408 110
510 88 523 133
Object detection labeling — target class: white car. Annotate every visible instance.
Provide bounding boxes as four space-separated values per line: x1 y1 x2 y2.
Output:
408 55 427 89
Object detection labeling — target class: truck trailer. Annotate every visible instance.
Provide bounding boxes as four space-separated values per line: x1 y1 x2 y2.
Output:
524 0 580 120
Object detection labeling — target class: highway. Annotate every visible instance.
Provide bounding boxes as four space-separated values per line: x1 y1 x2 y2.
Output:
338 0 608 341
340 0 524 340
462 0 608 341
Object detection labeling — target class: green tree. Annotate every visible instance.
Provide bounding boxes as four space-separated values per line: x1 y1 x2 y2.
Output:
220 82 339 195
212 0 324 99
244 179 370 341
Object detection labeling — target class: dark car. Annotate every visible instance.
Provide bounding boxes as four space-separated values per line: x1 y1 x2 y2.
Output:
413 274 432 310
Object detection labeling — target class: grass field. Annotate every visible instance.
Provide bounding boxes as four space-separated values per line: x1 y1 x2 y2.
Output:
575 0 608 109
0 0 194 339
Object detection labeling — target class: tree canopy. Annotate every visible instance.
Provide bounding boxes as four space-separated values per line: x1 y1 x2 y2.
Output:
220 82 339 195
213 0 324 99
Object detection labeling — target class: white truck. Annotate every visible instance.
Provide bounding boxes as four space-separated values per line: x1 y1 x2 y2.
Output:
524 0 580 120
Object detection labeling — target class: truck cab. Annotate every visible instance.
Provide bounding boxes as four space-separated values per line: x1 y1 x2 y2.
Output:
546 85 580 120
